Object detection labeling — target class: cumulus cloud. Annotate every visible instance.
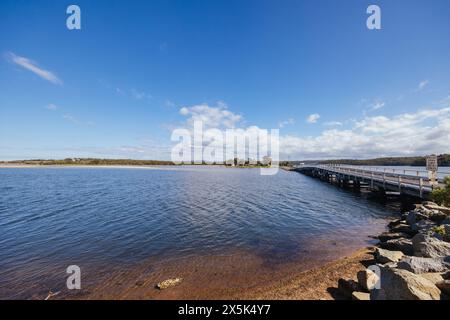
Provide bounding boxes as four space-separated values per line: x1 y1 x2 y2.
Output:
306 113 320 123
5 52 62 85
280 106 450 159
178 102 243 129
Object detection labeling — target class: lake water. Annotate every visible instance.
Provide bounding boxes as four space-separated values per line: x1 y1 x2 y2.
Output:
0 166 399 299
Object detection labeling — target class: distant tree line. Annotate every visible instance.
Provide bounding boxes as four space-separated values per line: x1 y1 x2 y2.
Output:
285 154 450 167
0 158 175 166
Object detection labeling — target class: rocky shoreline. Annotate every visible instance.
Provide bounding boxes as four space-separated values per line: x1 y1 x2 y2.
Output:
337 202 450 300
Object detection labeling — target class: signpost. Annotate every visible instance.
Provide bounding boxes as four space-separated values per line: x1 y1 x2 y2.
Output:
426 155 438 187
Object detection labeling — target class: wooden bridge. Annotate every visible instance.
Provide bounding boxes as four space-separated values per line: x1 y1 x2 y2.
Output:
292 164 449 199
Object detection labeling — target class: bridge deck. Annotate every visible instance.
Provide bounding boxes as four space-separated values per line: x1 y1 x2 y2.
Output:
293 165 448 199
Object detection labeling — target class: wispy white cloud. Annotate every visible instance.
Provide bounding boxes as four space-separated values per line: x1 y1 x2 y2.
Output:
306 114 320 123
324 121 343 127
5 52 62 85
278 118 295 128
418 80 429 91
131 89 152 100
62 114 94 126
44 104 59 111
164 99 175 108
370 101 385 110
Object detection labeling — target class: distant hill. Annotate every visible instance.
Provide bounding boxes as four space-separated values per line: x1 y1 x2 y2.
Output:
286 154 450 167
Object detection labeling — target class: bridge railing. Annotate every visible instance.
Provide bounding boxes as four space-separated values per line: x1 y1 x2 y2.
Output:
317 164 450 181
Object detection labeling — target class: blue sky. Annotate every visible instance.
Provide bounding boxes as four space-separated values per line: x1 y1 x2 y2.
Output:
1 0 450 160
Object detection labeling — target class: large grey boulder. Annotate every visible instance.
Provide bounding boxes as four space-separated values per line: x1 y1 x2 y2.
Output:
412 233 450 258
375 248 404 264
380 238 414 255
357 269 380 291
396 256 448 274
370 268 441 300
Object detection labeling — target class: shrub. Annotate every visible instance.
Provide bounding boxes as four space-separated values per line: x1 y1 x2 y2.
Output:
431 176 450 207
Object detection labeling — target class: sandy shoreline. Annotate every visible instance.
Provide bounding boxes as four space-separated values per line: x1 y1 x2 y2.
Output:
55 246 375 300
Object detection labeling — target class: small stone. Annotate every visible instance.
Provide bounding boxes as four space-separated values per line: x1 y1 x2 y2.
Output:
156 278 183 290
357 269 380 291
375 248 404 264
352 291 370 300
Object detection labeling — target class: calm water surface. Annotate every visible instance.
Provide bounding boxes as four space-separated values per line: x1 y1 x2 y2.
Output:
0 166 398 299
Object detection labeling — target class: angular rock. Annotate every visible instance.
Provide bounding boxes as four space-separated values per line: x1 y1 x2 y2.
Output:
444 224 450 235
422 201 439 207
380 238 414 255
370 268 441 300
375 248 404 264
412 233 450 258
424 204 450 215
378 232 409 243
420 273 444 285
357 269 380 291
414 204 433 216
436 280 450 295
388 219 403 228
156 278 183 290
390 223 416 236
411 220 436 234
406 211 428 226
396 256 447 274
352 291 370 300
338 278 360 298
383 262 398 268
429 211 448 223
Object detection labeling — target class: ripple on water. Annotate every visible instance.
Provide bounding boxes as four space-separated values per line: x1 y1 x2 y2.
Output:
0 166 396 299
